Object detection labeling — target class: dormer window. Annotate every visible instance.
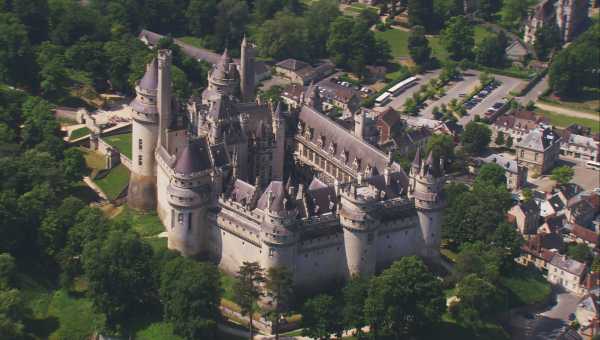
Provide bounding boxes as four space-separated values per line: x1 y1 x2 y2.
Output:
329 142 336 154
319 135 326 147
352 157 361 170
342 150 349 164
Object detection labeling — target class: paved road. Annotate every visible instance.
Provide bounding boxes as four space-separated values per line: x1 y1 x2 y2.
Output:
518 75 549 105
530 157 600 192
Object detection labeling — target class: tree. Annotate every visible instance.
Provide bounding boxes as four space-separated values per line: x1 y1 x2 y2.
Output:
426 134 455 164
491 222 524 265
495 131 505 145
408 25 431 66
534 23 561 61
365 257 445 338
234 261 265 340
522 188 533 202
255 12 309 61
62 148 87 183
453 274 504 330
160 257 221 339
186 0 217 37
441 16 474 61
38 196 85 259
0 289 26 339
475 33 507 67
476 163 507 188
506 135 513 148
551 166 574 186
567 243 593 264
214 0 249 51
342 276 369 335
36 42 70 100
83 229 156 332
0 12 36 88
304 0 341 60
452 242 502 284
499 0 529 30
408 0 434 32
12 0 49 44
443 183 512 248
0 253 16 290
265 266 294 340
478 0 502 20
358 8 380 28
461 122 491 155
302 294 342 339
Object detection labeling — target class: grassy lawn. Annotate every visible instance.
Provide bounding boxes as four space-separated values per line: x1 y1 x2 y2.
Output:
177 36 207 49
80 147 106 171
474 25 494 44
500 267 551 307
103 132 132 159
113 206 164 237
540 90 600 113
69 126 91 141
536 108 600 133
427 35 449 64
375 29 410 59
220 271 238 301
441 248 459 263
423 315 509 340
94 163 130 200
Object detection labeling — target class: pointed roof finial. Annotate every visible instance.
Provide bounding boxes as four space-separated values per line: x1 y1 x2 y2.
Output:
412 146 422 167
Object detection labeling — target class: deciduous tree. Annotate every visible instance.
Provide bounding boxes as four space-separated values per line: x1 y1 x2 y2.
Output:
234 261 265 340
441 16 474 61
302 294 342 339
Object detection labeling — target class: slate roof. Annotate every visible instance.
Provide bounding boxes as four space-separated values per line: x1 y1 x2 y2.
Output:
174 139 212 174
298 105 405 181
230 179 256 205
139 58 158 90
306 178 336 216
572 224 599 244
550 254 587 277
517 128 561 151
276 58 310 71
478 153 519 174
256 181 294 214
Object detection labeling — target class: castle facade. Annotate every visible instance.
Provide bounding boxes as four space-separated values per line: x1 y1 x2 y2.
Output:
127 40 446 287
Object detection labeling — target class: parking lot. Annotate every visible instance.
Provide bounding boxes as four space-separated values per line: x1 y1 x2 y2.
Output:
459 74 524 125
375 69 442 113
419 70 481 119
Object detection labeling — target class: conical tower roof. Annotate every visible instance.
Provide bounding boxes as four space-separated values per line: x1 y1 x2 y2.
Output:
412 146 422 167
424 150 441 178
174 140 211 174
139 58 158 90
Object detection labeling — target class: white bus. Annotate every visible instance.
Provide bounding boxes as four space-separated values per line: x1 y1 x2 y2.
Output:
387 76 418 96
586 161 600 171
375 92 391 106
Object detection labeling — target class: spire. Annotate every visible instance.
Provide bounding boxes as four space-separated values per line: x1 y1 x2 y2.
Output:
273 101 283 119
424 150 441 178
305 82 321 110
242 34 248 48
412 146 422 168
139 58 158 90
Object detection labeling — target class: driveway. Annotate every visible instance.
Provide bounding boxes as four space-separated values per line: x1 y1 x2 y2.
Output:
509 288 579 340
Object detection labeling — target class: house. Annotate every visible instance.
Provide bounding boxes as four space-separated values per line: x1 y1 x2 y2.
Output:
547 254 587 296
391 128 432 156
492 111 549 143
540 192 567 218
516 127 562 176
280 83 305 109
558 129 600 162
274 59 334 85
566 192 600 227
576 294 600 339
375 108 403 146
566 223 599 249
539 215 565 234
508 200 540 235
517 234 562 272
403 116 458 136
317 78 361 116
506 40 529 64
477 153 528 191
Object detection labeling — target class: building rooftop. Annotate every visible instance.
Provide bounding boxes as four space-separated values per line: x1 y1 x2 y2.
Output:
478 153 520 174
517 127 561 151
550 254 586 277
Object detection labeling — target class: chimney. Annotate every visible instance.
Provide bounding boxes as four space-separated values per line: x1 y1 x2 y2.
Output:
354 112 365 139
384 168 390 186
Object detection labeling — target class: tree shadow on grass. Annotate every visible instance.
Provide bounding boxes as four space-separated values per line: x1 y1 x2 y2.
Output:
25 316 60 339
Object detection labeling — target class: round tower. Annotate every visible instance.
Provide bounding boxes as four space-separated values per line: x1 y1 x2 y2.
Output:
340 183 380 279
207 49 239 97
409 151 446 259
128 58 160 210
166 140 213 257
259 183 298 274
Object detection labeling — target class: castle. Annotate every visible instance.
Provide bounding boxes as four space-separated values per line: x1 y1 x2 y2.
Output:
127 39 446 287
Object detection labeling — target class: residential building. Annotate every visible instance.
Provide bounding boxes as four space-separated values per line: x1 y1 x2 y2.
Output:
506 40 529 64
558 129 600 162
274 58 334 85
508 200 540 235
317 78 361 116
280 83 305 109
548 254 587 295
492 111 549 143
516 127 562 176
478 153 528 191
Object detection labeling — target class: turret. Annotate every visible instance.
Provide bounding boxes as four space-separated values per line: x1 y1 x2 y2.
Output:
240 35 255 102
157 49 172 149
128 57 161 211
354 111 365 140
207 49 239 96
304 82 322 111
409 150 446 259
258 182 298 274
166 139 213 257
271 102 285 180
340 181 380 278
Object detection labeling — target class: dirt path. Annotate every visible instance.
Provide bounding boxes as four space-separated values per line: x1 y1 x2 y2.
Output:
536 102 600 121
